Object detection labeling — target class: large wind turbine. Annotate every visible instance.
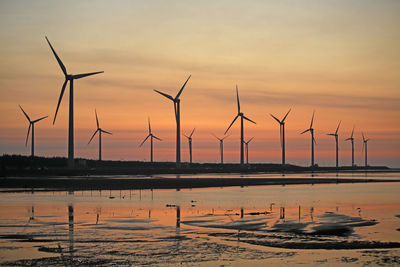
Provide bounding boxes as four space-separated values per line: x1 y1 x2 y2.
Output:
154 75 191 167
345 125 355 167
225 86 256 165
300 111 316 167
88 109 112 161
362 132 370 168
46 37 104 168
212 134 229 164
270 109 291 165
327 121 341 168
19 105 48 157
244 137 254 165
139 118 162 163
183 128 195 164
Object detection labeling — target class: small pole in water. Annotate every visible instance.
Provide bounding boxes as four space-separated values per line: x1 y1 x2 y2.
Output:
298 205 301 222
240 207 244 219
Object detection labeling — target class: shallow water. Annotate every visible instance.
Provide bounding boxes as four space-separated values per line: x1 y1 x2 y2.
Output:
0 175 399 266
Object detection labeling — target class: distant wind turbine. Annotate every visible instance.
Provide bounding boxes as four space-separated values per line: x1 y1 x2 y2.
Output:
327 121 341 168
225 86 256 165
270 109 291 165
88 109 112 161
154 75 191 167
183 128 196 164
345 125 355 167
362 132 370 168
300 111 316 167
212 133 229 164
244 137 254 165
19 105 48 157
46 36 104 168
139 118 162 163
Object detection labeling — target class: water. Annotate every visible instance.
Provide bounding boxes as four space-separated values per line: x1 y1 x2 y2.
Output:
0 174 399 266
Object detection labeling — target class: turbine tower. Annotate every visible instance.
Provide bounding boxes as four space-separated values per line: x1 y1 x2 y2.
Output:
345 125 355 167
183 128 196 164
46 37 104 168
225 86 256 165
88 109 112 161
212 134 229 164
244 137 254 165
139 118 162 163
362 132 370 168
327 121 341 168
300 111 316 167
270 109 291 165
19 105 48 158
154 75 191 167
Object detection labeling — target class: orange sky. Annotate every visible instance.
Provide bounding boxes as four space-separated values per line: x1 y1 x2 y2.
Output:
0 1 399 167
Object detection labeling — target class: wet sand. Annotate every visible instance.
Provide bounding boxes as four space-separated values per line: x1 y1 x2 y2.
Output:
1 176 400 191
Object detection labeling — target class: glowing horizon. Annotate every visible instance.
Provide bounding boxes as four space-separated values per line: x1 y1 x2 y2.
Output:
0 1 399 167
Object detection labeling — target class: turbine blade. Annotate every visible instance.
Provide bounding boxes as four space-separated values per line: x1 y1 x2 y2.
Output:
222 134 230 140
88 129 99 144
152 135 162 141
19 105 31 122
345 137 351 141
362 132 365 141
248 137 254 143
243 115 256 124
335 120 341 135
301 129 310 134
95 109 99 128
32 116 48 123
148 117 151 134
211 133 219 140
351 125 355 138
310 110 315 128
45 36 67 76
236 85 240 113
183 134 189 139
154 89 174 101
175 75 191 100
270 114 281 124
101 129 112 135
53 79 68 124
139 134 150 147
189 128 196 137
327 133 336 136
282 108 291 122
25 123 31 147
313 137 317 145
72 71 104 80
225 115 239 134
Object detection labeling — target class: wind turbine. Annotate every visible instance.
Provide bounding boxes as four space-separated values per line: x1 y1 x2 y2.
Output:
154 75 191 167
270 109 291 165
211 134 229 164
183 128 196 164
345 125 355 167
19 105 48 157
139 118 162 163
46 37 104 168
88 109 112 161
225 86 256 165
244 137 254 165
362 132 370 168
327 121 341 168
300 111 316 167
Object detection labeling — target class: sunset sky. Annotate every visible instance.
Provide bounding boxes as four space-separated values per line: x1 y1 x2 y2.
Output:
1 0 399 167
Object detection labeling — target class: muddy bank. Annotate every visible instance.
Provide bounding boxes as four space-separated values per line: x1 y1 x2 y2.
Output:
1 177 400 191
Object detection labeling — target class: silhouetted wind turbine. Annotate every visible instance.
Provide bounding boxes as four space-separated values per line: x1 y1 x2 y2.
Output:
19 105 48 158
345 125 355 167
154 75 191 167
270 109 291 165
212 133 229 164
327 121 341 168
244 137 254 165
88 109 112 161
362 132 370 168
225 86 256 165
139 118 162 163
183 128 196 164
46 37 104 168
300 111 316 167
